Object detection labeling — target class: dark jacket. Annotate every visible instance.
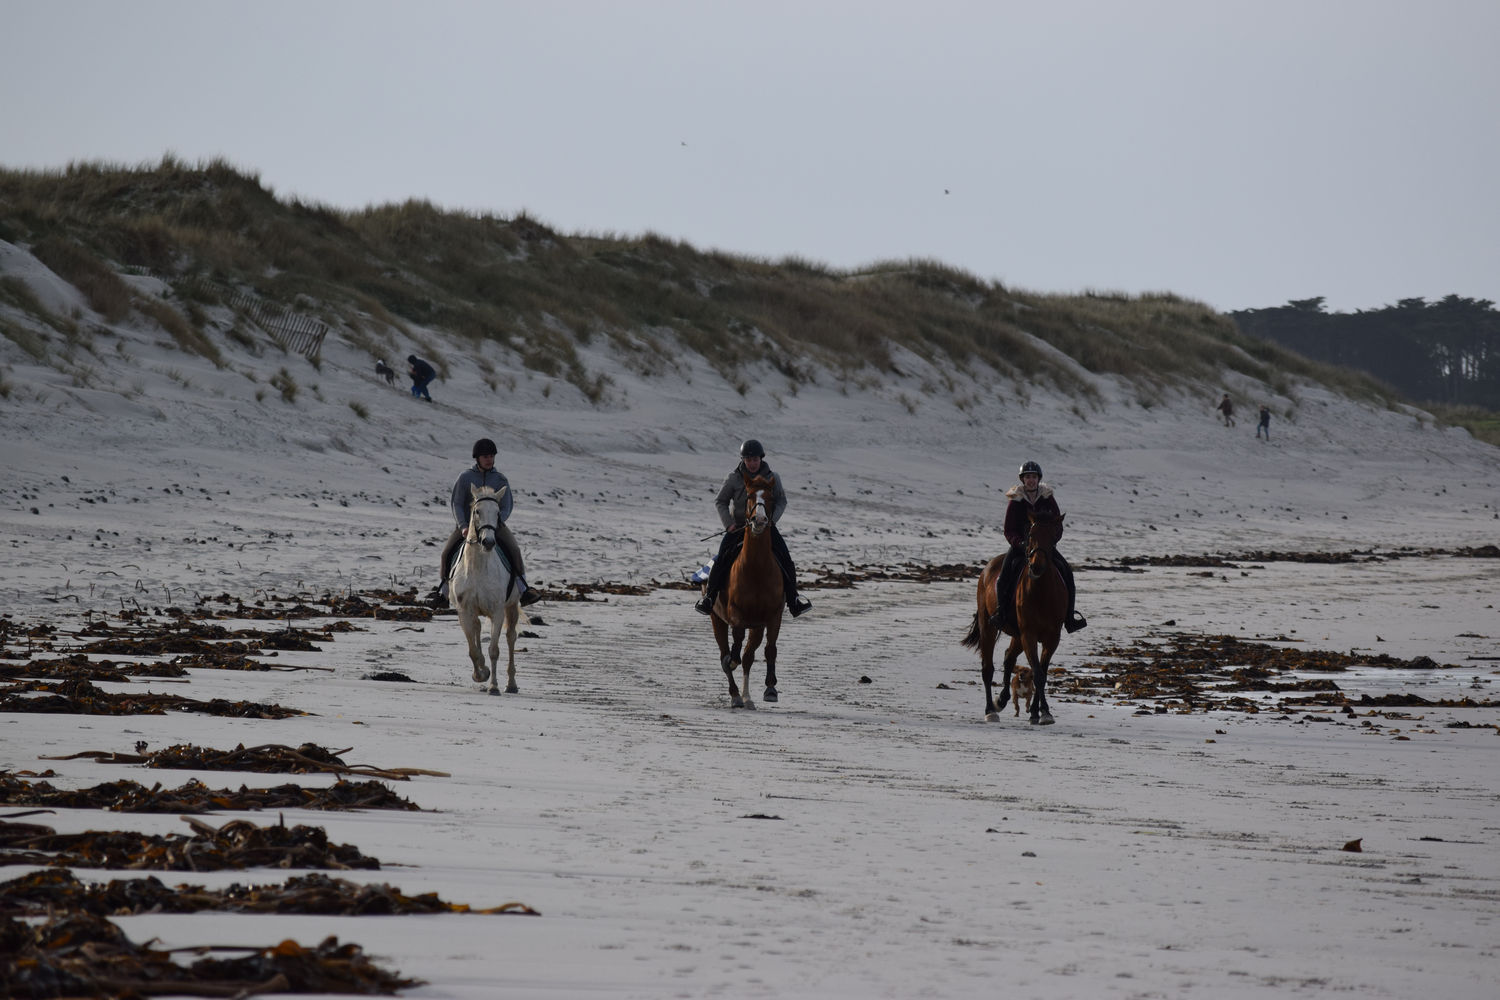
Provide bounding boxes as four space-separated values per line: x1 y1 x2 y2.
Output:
450 463 513 529
408 356 436 383
1003 483 1062 548
715 461 787 530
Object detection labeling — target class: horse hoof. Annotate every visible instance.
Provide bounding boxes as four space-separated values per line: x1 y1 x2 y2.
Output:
505 684 518 694
984 712 999 723
763 687 778 703
488 688 500 696
730 695 744 709
472 669 489 683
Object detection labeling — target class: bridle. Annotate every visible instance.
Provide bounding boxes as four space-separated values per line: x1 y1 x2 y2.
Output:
745 487 769 536
467 495 503 547
1025 523 1057 580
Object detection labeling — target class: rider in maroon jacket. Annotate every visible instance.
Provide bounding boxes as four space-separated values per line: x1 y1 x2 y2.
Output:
989 460 1086 634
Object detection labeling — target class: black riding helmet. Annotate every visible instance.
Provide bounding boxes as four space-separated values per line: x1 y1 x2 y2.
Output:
1019 460 1042 479
740 439 765 459
472 438 498 459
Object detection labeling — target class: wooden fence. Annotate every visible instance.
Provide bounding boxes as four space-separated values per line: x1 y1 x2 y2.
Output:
169 278 329 361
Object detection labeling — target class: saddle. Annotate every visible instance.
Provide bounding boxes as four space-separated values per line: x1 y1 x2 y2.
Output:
450 538 519 603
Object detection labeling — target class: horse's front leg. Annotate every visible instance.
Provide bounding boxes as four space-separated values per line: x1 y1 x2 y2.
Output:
992 635 1020 721
461 608 489 684
739 626 764 710
485 612 501 695
503 603 520 694
1025 633 1057 726
762 617 780 703
713 616 742 707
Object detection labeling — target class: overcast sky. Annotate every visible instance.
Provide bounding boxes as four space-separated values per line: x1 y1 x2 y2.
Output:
4 0 1496 313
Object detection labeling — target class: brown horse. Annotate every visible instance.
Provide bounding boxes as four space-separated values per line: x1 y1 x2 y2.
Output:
961 510 1067 724
709 474 784 708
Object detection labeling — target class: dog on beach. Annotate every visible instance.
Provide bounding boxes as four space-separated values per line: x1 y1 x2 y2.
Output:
375 359 397 386
1011 665 1035 717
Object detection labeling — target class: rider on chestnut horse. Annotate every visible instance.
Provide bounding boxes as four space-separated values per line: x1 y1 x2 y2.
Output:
694 439 813 619
988 460 1087 635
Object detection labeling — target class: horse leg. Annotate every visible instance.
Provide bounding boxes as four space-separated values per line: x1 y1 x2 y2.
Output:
713 616 742 708
980 623 1001 721
1032 631 1059 725
740 626 764 710
762 616 780 703
1023 634 1054 725
503 602 520 694
1000 636 1021 720
461 606 489 684
485 611 501 695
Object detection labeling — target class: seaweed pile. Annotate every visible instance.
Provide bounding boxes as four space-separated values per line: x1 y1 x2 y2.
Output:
1 868 539 917
0 677 303 718
0 773 420 813
1058 632 1497 718
0 815 382 871
39 742 450 780
0 589 541 996
0 911 420 996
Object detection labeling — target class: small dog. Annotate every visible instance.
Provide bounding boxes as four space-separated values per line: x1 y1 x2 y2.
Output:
1011 665 1035 717
375 359 396 386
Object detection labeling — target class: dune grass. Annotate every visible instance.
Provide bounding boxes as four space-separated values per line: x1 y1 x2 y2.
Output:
0 157 1418 415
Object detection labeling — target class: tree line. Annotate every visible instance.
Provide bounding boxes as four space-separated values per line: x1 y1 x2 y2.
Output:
1230 295 1500 411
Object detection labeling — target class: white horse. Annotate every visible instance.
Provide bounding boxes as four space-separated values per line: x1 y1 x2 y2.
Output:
448 484 521 695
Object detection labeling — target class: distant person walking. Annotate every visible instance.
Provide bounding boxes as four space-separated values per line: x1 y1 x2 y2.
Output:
1216 393 1235 427
1256 405 1271 440
407 354 436 401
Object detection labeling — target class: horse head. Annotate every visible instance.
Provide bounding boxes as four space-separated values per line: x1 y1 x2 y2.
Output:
467 484 509 551
1025 511 1064 579
743 475 774 537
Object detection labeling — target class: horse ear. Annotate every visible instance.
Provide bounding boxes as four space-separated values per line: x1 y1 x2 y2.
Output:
1058 513 1065 523
495 485 508 500
469 484 480 499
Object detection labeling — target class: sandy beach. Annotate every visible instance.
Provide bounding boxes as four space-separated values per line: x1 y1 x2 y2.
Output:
3 258 1499 997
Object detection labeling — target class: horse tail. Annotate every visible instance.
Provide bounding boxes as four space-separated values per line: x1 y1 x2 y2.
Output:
960 611 981 649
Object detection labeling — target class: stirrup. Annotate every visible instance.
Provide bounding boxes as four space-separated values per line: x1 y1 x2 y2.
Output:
520 588 541 606
694 595 714 616
1065 611 1087 633
789 596 812 618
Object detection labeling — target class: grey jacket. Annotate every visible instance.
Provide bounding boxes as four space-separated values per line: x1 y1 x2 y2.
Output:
715 461 787 530
451 464 514 529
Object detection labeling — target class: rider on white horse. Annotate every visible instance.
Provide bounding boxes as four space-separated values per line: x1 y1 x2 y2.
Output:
435 438 540 607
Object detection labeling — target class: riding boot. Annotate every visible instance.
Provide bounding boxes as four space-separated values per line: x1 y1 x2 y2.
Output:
1061 558 1086 633
1062 575 1086 629
518 578 541 606
781 565 812 618
695 591 715 615
987 574 1007 631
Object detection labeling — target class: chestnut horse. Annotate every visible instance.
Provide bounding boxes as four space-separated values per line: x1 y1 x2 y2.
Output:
708 474 783 708
960 510 1067 724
